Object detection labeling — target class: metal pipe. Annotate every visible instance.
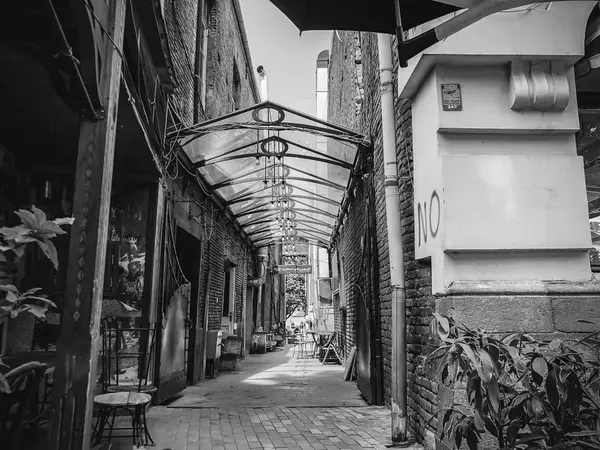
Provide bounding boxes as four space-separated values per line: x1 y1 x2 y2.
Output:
377 33 407 443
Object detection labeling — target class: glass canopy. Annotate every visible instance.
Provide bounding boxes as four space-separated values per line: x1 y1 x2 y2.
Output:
168 101 371 251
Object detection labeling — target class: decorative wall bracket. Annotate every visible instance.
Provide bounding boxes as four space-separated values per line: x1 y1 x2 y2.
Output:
509 60 571 112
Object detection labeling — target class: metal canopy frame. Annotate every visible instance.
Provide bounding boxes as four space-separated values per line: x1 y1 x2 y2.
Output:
168 100 371 251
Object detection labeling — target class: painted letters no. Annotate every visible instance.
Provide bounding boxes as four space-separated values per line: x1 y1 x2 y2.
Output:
417 190 440 246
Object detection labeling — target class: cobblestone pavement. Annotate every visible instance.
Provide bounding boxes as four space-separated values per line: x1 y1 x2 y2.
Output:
107 345 401 450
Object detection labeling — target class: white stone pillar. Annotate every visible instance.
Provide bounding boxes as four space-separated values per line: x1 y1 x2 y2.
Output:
399 2 600 331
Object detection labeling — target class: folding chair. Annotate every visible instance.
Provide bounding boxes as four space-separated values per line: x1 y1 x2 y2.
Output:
321 331 342 365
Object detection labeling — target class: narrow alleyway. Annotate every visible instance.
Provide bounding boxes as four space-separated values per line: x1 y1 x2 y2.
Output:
110 345 394 450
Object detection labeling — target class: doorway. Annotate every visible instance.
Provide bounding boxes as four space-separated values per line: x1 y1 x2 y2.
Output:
221 263 235 333
174 227 202 385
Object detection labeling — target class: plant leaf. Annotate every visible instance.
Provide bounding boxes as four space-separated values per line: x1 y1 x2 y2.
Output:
0 284 20 294
0 225 30 241
479 349 495 383
566 431 600 437
459 343 482 377
549 339 561 350
433 313 450 340
532 357 548 378
31 206 48 227
14 208 38 229
53 217 75 227
466 431 478 450
473 411 485 433
0 373 10 394
484 416 499 437
454 429 463 449
507 420 521 446
487 377 500 414
574 441 600 450
530 397 544 418
27 304 48 318
36 238 59 269
546 365 560 410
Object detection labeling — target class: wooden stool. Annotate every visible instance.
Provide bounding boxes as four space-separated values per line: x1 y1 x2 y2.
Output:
93 391 154 447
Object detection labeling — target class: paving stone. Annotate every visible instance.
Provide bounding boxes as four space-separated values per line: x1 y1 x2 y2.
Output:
106 346 393 449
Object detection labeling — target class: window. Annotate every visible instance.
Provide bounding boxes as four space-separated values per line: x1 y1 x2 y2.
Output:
196 0 212 110
232 61 242 110
339 256 347 308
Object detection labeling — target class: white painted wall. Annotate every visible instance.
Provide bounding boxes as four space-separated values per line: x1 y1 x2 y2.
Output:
403 2 597 294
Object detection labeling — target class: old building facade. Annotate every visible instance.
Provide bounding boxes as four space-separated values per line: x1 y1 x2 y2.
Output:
0 1 283 448
327 3 600 448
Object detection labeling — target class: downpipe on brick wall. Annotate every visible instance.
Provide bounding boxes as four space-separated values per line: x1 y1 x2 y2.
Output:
378 33 408 444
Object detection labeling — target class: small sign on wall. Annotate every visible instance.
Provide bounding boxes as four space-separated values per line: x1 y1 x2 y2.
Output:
441 83 462 111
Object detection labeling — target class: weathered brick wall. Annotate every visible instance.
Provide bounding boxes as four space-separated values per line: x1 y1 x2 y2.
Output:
165 0 261 335
164 0 198 126
329 31 439 443
169 182 249 334
205 0 258 118
333 178 369 359
165 0 258 123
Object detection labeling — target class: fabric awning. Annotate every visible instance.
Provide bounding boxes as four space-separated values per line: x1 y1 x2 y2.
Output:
268 0 460 34
168 101 371 251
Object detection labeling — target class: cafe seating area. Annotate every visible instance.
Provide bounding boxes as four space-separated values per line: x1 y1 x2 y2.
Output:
291 330 340 364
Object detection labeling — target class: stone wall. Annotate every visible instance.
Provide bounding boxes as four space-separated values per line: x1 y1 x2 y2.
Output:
328 31 439 442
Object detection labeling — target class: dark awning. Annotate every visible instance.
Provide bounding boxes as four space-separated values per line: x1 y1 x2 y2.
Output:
268 0 460 34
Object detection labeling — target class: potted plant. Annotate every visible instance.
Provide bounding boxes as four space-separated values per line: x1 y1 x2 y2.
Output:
0 205 73 353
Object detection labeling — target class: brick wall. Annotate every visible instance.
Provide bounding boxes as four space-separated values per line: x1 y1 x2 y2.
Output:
165 0 258 124
164 0 198 126
329 31 439 443
164 0 277 376
205 0 258 119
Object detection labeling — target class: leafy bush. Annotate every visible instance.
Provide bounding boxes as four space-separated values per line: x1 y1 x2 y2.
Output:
428 314 600 449
0 206 73 393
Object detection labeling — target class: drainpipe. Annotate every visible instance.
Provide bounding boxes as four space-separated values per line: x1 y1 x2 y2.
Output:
378 33 407 444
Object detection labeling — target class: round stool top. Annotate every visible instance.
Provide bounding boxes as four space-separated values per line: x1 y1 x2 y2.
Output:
107 385 157 394
94 391 151 406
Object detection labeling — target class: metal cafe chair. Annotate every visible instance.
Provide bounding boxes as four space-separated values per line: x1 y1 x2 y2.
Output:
0 361 47 450
93 320 156 446
293 332 315 359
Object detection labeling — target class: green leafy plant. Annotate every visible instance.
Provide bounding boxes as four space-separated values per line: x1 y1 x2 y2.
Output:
0 285 56 319
0 205 73 320
0 205 74 269
0 206 73 393
428 314 600 449
284 255 307 320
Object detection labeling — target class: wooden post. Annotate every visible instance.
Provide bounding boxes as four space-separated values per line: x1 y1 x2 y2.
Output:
49 1 126 449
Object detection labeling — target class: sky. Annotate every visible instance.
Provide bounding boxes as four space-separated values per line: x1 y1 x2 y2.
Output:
239 0 332 116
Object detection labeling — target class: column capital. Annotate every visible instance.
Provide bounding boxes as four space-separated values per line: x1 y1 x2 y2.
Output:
399 2 596 100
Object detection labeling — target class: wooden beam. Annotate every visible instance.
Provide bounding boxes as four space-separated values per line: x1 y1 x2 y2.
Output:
49 1 126 449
